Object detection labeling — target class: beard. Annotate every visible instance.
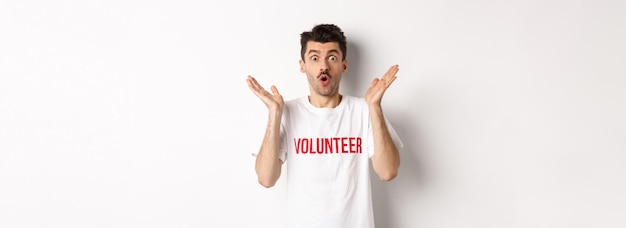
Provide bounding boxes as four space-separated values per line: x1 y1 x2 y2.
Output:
313 84 337 96
309 71 338 97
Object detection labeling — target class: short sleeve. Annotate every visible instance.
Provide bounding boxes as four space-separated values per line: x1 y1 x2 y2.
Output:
278 122 287 162
366 117 404 158
251 117 288 163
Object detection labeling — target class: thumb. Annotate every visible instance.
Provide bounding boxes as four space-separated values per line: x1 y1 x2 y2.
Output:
370 78 380 87
271 85 281 96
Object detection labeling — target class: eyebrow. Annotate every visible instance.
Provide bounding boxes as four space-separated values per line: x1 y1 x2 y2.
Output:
307 49 340 56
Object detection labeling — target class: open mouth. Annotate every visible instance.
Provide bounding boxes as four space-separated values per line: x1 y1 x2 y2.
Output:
319 74 330 85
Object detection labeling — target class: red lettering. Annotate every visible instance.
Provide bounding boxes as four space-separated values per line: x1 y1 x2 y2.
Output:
294 138 300 154
349 137 355 153
293 137 364 155
316 138 324 154
309 138 315 155
357 137 362 153
302 138 309 154
325 138 332 154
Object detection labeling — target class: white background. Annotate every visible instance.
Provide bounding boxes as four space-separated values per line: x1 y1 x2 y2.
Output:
1 0 625 227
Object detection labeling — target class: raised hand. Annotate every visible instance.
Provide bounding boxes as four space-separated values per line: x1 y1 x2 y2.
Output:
365 65 399 106
246 75 284 111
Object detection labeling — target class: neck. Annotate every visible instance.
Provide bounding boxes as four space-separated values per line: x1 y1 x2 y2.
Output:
308 93 342 108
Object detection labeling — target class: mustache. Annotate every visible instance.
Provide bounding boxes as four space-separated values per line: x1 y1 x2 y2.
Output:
318 71 331 78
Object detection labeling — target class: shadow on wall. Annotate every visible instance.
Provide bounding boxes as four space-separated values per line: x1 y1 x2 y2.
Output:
341 42 367 97
370 111 428 227
345 40 428 227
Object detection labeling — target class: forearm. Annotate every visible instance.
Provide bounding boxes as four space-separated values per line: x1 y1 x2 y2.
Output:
369 105 400 181
255 110 283 188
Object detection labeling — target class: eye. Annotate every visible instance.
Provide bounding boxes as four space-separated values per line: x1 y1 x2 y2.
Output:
329 56 337 61
311 56 318 61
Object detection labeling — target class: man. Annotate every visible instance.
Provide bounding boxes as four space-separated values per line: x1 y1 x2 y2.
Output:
246 24 403 228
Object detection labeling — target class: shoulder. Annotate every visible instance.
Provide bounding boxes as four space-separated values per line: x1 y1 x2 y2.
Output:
283 96 308 114
344 95 365 103
284 96 306 107
342 95 367 107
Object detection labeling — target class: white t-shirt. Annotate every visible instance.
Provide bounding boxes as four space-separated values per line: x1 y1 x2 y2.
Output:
258 95 403 228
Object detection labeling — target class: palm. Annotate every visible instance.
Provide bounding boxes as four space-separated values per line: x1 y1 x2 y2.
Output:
366 65 399 106
246 76 284 111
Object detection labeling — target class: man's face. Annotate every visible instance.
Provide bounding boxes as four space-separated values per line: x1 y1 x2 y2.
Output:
299 41 347 97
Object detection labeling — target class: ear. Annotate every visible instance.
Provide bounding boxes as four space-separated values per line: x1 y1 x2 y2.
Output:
342 59 347 73
299 59 305 73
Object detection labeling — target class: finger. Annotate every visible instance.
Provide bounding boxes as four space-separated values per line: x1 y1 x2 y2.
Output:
385 75 398 88
249 76 260 88
246 77 258 91
247 75 258 86
370 78 380 87
247 76 270 98
246 75 257 88
385 65 399 79
381 65 398 81
249 77 267 92
247 80 262 95
270 85 281 96
386 65 398 74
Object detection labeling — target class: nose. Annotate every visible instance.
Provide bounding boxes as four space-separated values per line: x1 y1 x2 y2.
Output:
320 60 329 73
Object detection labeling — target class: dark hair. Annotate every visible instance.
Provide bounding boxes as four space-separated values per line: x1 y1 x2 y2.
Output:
300 24 347 61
